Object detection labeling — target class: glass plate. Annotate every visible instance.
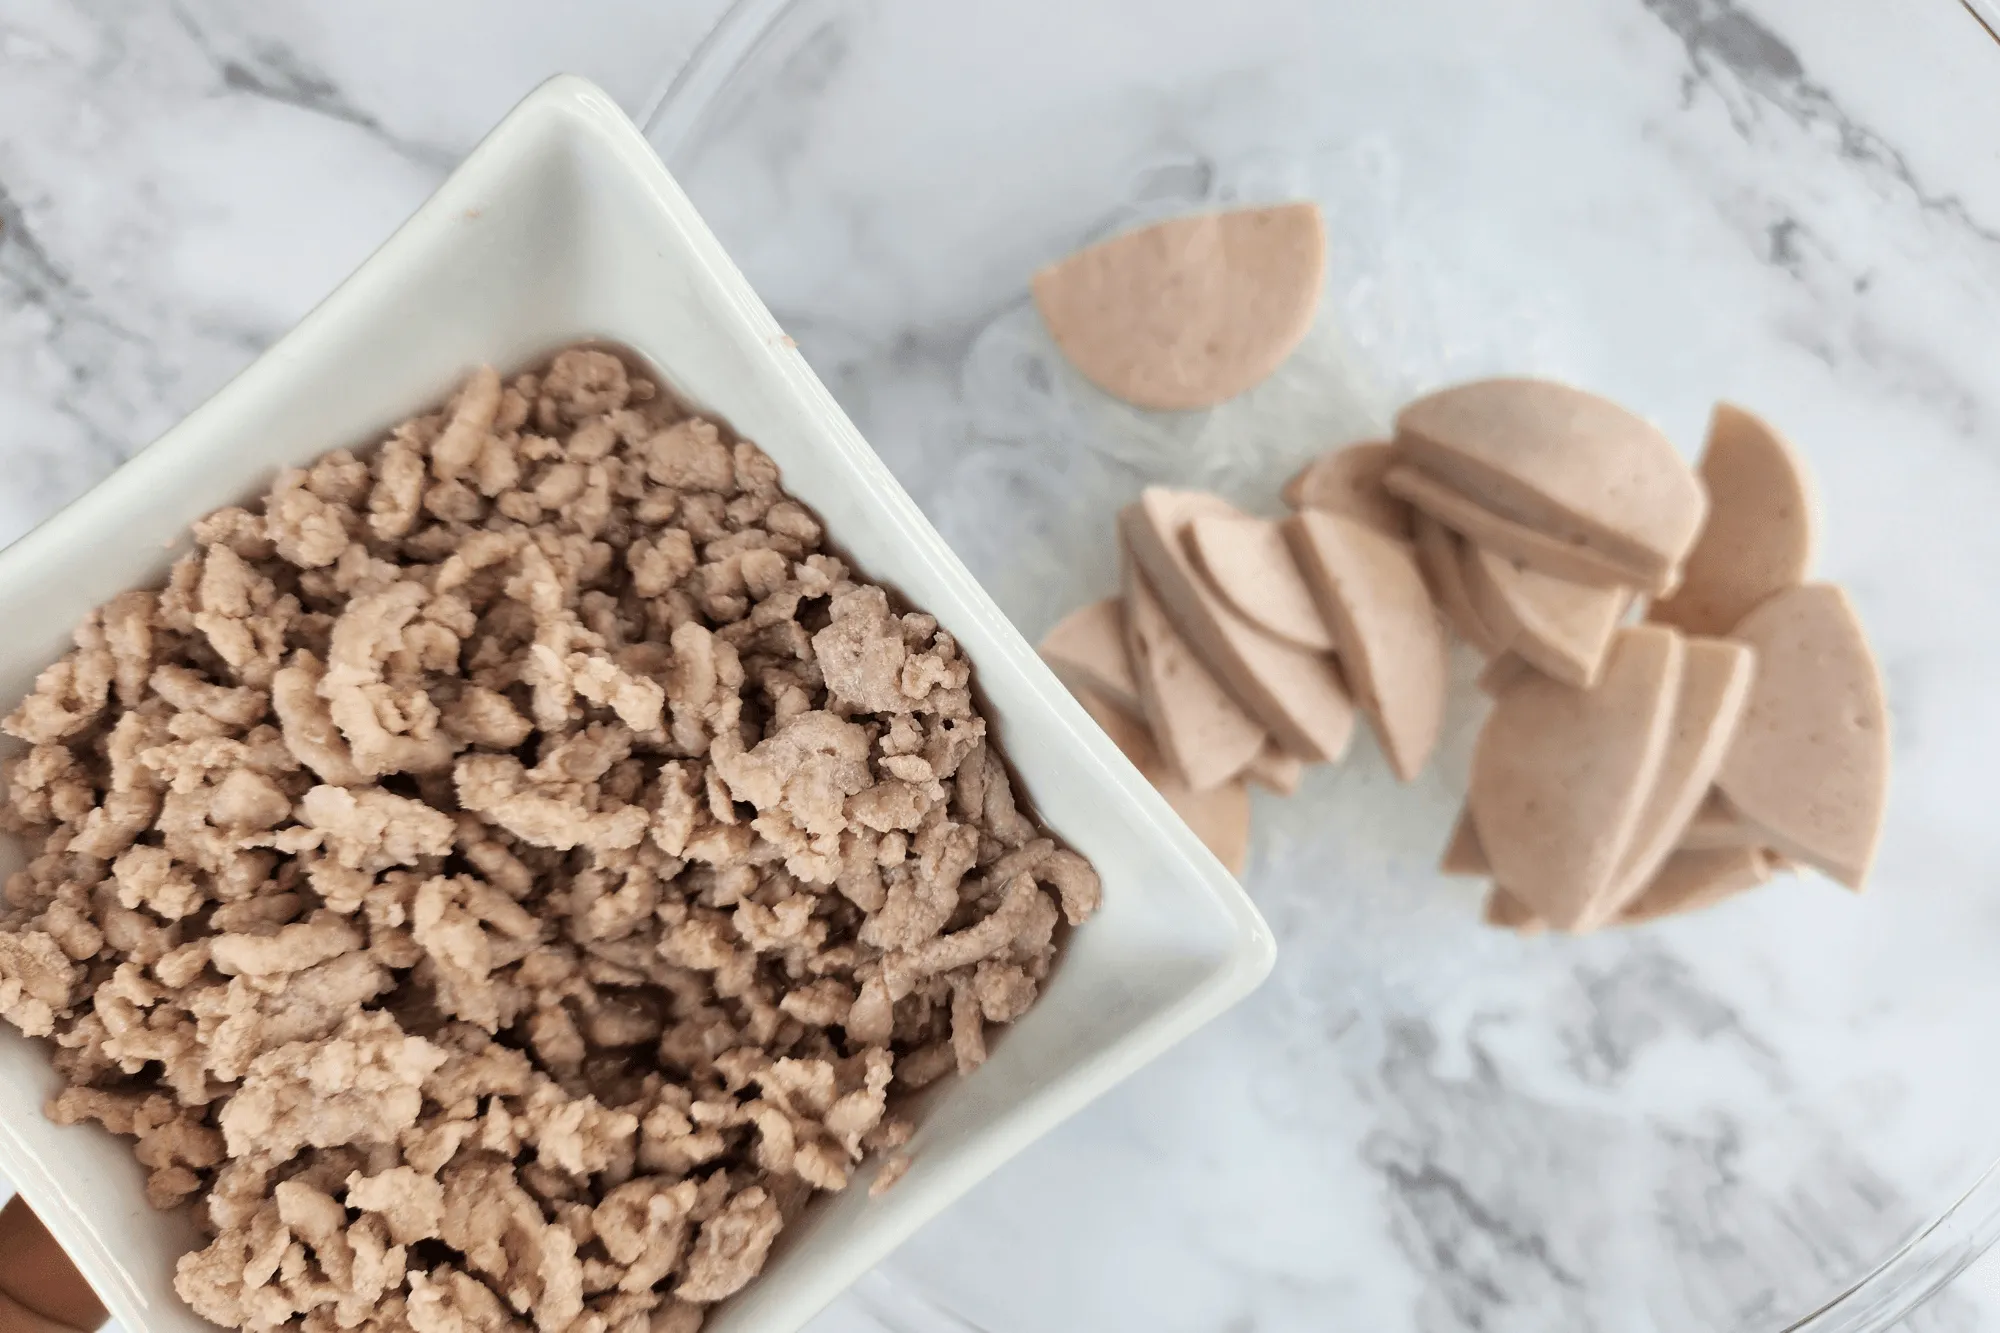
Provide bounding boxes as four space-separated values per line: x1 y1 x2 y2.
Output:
647 3 2000 1329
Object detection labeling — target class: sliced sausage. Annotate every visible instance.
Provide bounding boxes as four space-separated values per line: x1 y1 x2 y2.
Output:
1184 512 1335 652
1716 583 1889 889
1651 403 1817 636
1073 684 1252 876
1040 597 1141 719
1470 625 1684 930
1031 202 1324 411
1285 510 1448 781
1281 442 1412 540
1588 636 1756 927
1393 378 1706 586
1120 554 1267 792
1462 547 1631 690
1121 488 1355 763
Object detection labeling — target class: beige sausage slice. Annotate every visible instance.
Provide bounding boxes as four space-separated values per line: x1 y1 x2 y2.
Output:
1586 637 1756 928
1440 810 1490 876
1651 404 1818 637
1471 625 1684 931
1678 789 1764 851
1716 583 1889 889
1074 684 1253 876
1284 510 1448 781
1475 652 1534 698
1462 547 1631 690
1185 512 1336 652
1281 442 1413 540
1245 743 1305 796
1495 846 1772 930
1394 378 1706 583
1121 557 1268 792
1031 202 1324 411
1482 888 1546 933
1122 488 1356 762
1413 515 1505 656
1617 847 1772 925
1385 465 1675 595
1040 597 1142 719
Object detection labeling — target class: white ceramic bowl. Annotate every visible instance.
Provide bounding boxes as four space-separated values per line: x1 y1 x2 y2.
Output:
0 76 1273 1333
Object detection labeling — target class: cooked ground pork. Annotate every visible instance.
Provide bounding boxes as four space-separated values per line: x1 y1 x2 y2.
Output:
0 349 1099 1332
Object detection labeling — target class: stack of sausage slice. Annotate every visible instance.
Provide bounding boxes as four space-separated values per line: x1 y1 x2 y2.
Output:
1400 383 1889 930
1042 378 1891 931
1041 473 1451 873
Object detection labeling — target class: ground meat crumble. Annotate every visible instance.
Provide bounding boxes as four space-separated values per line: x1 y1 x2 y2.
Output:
0 349 1100 1333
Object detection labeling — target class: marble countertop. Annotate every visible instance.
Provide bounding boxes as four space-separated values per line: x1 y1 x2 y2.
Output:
10 2 2000 1331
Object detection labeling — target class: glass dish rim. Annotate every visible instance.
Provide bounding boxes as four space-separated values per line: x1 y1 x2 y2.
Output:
640 3 2000 1329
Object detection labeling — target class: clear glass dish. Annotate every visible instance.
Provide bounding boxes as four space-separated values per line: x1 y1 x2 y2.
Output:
647 2 2000 1329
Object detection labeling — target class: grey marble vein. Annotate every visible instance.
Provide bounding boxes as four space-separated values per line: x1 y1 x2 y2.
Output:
1644 0 2000 247
0 174 159 497
166 0 457 172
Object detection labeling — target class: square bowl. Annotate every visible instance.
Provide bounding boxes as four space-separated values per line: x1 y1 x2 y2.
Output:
0 75 1274 1333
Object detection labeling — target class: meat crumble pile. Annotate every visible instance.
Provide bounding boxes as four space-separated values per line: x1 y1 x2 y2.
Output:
0 349 1100 1333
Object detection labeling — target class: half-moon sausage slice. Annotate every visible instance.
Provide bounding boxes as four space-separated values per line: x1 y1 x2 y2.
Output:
1588 637 1756 927
1440 810 1490 876
1413 515 1505 656
1386 465 1673 594
1495 846 1773 930
1073 684 1253 876
1244 743 1305 796
1040 598 1141 719
1393 378 1706 585
1281 442 1412 540
1616 847 1772 924
1475 652 1534 698
1285 510 1448 781
1031 202 1324 411
1482 888 1545 933
1651 403 1818 636
1470 625 1684 930
1462 547 1631 690
1122 488 1355 762
1716 583 1889 889
1677 789 1764 851
1121 557 1267 792
1185 512 1336 652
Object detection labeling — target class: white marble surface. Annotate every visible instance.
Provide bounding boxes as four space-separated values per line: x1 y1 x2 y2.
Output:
10 1 2000 1331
